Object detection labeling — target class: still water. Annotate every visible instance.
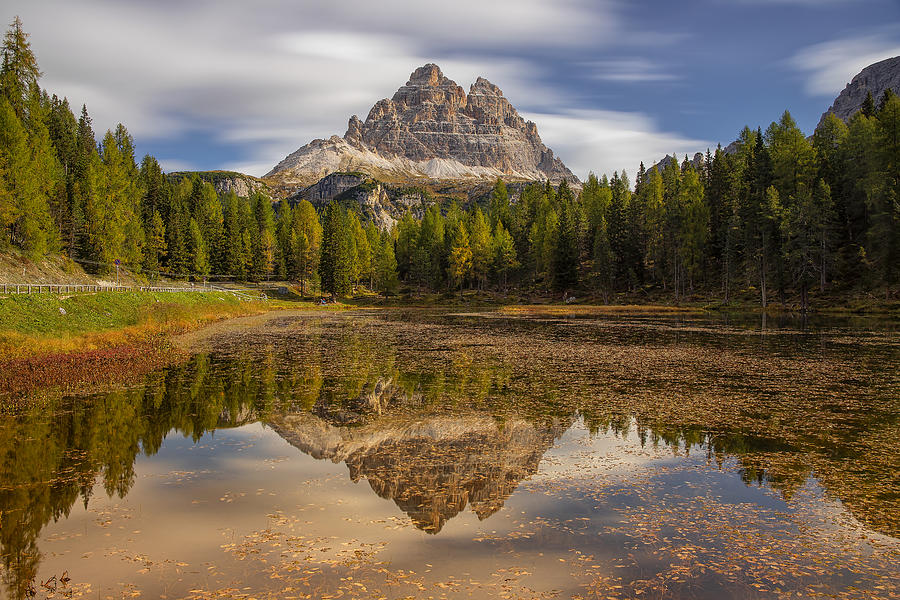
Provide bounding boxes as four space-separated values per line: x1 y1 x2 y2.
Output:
1 308 898 599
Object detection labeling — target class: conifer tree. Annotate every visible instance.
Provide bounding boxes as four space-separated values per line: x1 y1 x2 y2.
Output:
291 199 322 294
319 202 353 296
374 232 399 294
188 217 209 279
395 212 418 282
469 207 492 290
143 209 166 276
0 16 41 121
493 221 518 289
447 221 472 294
592 216 614 303
677 167 708 292
489 178 510 230
861 91 876 118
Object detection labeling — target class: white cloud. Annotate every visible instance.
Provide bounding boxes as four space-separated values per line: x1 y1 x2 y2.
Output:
523 109 712 180
790 29 900 96
157 159 200 173
6 0 696 178
586 59 680 83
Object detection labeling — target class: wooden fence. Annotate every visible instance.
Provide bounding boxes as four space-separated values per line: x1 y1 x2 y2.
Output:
0 283 267 301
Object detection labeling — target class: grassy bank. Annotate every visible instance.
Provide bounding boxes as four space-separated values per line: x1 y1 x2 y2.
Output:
0 291 302 398
0 291 286 359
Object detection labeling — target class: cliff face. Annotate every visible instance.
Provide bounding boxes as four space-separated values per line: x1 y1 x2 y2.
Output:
266 64 578 189
167 170 272 198
818 55 900 128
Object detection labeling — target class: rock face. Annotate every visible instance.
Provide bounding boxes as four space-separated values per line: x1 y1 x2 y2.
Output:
266 64 578 189
167 170 272 198
818 55 900 129
287 172 430 229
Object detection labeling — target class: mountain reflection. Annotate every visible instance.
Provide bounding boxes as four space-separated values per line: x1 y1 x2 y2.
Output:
271 406 573 533
1 313 897 598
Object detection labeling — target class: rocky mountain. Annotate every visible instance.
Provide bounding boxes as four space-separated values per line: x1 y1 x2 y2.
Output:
266 64 578 191
818 55 899 129
167 170 272 198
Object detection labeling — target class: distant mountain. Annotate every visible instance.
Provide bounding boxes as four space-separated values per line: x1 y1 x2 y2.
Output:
167 170 272 198
648 57 900 176
818 55 900 129
265 64 578 191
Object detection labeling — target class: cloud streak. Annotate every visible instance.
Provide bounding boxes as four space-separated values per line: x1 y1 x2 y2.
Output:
9 0 872 181
790 28 900 96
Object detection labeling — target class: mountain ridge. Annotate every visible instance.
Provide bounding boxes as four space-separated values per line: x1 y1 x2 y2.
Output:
265 64 578 190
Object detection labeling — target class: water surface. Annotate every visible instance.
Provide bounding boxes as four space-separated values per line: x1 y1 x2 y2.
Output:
1 309 898 599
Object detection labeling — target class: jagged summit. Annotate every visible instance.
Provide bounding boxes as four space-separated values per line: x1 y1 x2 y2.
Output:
265 64 578 189
817 55 899 129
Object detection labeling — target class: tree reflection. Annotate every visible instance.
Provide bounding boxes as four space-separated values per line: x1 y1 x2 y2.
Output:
1 313 897 598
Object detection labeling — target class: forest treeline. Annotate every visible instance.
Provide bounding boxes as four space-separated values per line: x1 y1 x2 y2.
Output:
1 17 897 307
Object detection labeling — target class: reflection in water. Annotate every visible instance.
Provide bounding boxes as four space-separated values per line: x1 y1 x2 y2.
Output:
271 410 572 533
0 309 898 599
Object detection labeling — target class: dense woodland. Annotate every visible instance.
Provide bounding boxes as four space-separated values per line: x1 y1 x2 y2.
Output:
1 18 898 308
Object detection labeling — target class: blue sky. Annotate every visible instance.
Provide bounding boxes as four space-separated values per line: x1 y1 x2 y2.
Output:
6 0 900 180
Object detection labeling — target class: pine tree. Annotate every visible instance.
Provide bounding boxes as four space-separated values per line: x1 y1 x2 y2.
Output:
678 167 708 293
143 209 166 276
861 91 876 118
319 202 353 296
489 178 510 230
492 221 518 289
374 232 399 294
252 191 275 279
291 199 321 294
553 201 579 292
221 191 243 277
188 217 209 279
395 212 418 283
0 93 60 257
469 207 492 290
0 16 41 121
447 221 472 294
349 211 371 289
592 216 614 303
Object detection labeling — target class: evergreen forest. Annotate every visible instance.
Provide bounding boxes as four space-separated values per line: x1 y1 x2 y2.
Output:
2 17 898 309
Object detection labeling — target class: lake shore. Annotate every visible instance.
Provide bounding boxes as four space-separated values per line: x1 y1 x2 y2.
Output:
0 291 294 400
2 285 897 404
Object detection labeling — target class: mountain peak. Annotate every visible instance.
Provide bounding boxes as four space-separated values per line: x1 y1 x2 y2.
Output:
470 76 503 97
407 63 446 86
266 65 578 188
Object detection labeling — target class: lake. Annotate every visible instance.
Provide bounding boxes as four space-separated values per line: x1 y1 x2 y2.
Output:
1 308 898 599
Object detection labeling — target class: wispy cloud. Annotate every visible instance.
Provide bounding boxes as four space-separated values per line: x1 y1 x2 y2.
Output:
789 28 900 96
524 109 711 180
586 59 680 83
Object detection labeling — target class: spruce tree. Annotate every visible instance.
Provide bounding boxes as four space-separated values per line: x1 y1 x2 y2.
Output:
447 221 472 293
493 221 518 289
0 16 41 121
469 207 492 289
319 202 353 296
375 232 399 294
861 91 876 118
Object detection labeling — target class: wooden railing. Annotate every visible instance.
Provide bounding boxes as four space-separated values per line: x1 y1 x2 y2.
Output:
0 283 267 300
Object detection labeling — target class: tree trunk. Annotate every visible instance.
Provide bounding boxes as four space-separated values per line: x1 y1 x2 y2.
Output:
760 255 767 309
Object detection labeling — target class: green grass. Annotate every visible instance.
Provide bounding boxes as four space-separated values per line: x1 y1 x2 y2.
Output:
0 291 249 337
